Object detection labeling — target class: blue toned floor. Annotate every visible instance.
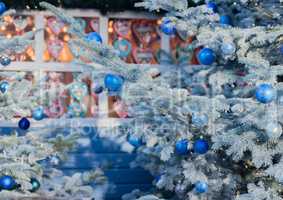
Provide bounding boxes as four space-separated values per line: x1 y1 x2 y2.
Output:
0 126 154 200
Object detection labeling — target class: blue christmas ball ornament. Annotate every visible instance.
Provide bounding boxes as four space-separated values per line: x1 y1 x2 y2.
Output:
197 48 216 65
18 117 30 130
29 178 40 192
194 139 209 154
32 107 45 121
0 2 6 15
128 135 142 148
86 32 102 44
207 2 217 13
175 139 189 155
0 81 9 93
255 83 275 104
160 19 176 35
0 56 11 66
0 175 16 190
104 74 124 92
220 15 233 26
195 181 208 193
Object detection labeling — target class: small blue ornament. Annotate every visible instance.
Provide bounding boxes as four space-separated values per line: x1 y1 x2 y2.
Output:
104 74 124 92
128 135 142 148
32 107 45 121
197 48 216 65
194 139 209 154
29 178 40 192
86 32 102 44
192 113 208 128
160 19 176 35
207 2 217 13
0 2 6 15
18 117 30 130
0 81 9 93
175 139 189 155
195 181 208 193
93 85 104 94
255 83 275 104
0 56 11 66
220 15 233 26
0 175 16 190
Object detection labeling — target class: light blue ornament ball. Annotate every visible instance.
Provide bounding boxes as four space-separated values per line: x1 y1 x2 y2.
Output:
160 19 176 35
221 42 236 55
0 81 9 93
0 2 6 15
265 122 282 140
195 181 208 193
192 113 208 128
0 175 16 190
255 83 275 104
220 15 233 26
128 135 142 148
194 139 209 154
197 48 216 65
32 107 45 121
0 56 11 66
104 74 124 92
175 139 189 155
86 32 102 43
207 2 217 13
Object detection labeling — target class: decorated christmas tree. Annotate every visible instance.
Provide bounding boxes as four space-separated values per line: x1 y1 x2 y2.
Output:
0 2 107 199
39 0 283 199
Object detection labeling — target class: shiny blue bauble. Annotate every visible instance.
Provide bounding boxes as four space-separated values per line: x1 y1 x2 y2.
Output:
0 2 6 15
197 48 216 65
207 2 217 13
160 19 176 35
128 135 142 148
0 81 9 93
175 139 189 155
86 32 102 44
18 117 30 130
220 15 233 26
0 56 11 66
32 107 45 121
93 85 104 94
0 175 16 190
195 181 208 193
255 84 275 104
192 113 208 128
104 74 124 92
29 178 40 192
194 139 209 154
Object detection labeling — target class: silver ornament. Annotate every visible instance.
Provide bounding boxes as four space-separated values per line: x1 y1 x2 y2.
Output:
50 155 60 166
265 122 282 140
221 42 236 56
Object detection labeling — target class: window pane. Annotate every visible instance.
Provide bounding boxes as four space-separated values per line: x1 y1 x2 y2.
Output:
108 18 161 64
170 34 199 65
44 16 99 63
0 15 35 61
